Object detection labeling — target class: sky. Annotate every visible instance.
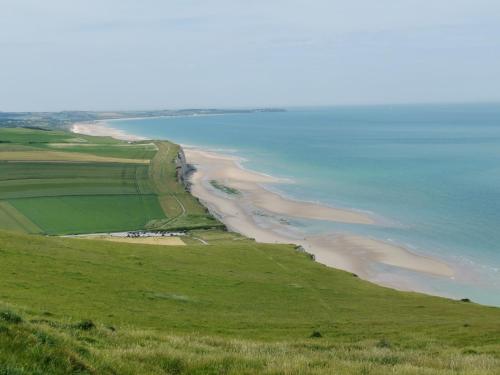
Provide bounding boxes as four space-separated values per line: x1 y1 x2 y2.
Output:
1 0 500 111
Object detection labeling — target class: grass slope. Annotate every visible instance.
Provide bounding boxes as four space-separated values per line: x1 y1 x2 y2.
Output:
0 230 499 374
146 141 223 231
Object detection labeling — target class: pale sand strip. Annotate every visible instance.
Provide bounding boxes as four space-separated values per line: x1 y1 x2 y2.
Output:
72 122 146 142
0 151 149 164
186 149 374 225
184 148 454 286
306 235 453 278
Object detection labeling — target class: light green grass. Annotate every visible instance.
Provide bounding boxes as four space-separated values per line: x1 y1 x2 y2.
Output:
42 142 158 160
1 231 499 343
8 195 165 234
0 230 499 374
0 308 498 375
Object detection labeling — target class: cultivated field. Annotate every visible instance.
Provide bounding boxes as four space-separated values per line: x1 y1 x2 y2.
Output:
0 128 221 235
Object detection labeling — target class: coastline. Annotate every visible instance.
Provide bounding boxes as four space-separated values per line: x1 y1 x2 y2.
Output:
70 120 455 294
72 121 147 142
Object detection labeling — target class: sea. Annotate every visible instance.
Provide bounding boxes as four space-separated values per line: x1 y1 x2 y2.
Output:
107 103 500 306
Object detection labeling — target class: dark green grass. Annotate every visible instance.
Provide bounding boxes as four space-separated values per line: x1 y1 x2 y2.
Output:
8 195 165 234
210 179 241 195
0 127 120 145
0 162 153 199
0 128 76 144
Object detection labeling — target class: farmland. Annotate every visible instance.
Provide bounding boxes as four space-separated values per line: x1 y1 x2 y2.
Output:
0 127 219 235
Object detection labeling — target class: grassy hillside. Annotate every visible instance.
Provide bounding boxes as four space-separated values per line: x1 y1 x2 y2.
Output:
0 127 499 374
0 230 499 374
0 128 220 234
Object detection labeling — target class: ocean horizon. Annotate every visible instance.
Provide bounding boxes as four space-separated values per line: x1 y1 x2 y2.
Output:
106 103 500 306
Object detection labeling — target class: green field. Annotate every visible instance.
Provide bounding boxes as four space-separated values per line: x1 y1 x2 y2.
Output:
0 162 153 199
8 195 165 235
0 126 499 374
0 128 221 234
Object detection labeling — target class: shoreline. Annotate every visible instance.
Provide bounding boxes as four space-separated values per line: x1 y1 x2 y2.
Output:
184 148 455 286
71 121 147 142
70 121 456 294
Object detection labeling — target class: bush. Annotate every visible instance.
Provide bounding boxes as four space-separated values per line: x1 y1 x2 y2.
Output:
310 331 322 338
0 310 22 324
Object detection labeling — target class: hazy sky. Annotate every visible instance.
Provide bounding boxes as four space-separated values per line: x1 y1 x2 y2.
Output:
1 0 500 111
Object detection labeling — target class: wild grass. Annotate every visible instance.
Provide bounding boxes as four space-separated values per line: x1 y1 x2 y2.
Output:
1 230 498 346
0 302 498 374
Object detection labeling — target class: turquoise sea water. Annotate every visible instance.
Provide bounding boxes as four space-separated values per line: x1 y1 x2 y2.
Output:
108 104 500 306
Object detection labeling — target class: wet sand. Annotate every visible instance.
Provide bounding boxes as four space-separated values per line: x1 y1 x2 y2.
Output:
185 148 454 289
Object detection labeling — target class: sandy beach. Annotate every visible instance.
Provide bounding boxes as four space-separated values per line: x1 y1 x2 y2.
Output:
69 123 455 292
184 148 455 290
71 122 146 142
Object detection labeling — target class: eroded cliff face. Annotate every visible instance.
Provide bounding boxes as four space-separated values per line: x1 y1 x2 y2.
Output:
175 147 195 191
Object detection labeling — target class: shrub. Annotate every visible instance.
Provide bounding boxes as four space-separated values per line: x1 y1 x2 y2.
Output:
73 319 95 330
310 331 322 338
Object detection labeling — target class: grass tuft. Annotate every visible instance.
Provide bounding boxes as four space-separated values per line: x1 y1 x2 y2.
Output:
73 320 95 331
0 310 22 324
376 338 392 349
310 331 323 338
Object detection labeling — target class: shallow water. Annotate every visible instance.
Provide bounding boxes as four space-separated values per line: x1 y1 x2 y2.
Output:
108 104 500 306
